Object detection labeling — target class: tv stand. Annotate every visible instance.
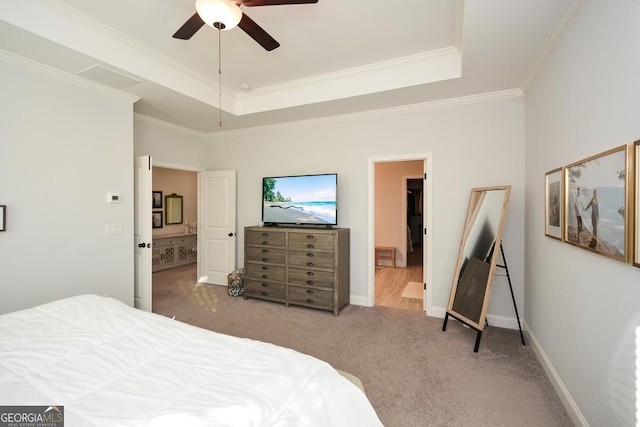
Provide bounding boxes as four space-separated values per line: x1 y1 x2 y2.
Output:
244 226 350 315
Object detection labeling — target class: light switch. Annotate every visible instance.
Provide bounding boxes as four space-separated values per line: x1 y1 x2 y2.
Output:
107 193 120 204
105 223 123 236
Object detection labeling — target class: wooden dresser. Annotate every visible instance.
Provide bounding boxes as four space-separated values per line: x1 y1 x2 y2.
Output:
244 226 350 316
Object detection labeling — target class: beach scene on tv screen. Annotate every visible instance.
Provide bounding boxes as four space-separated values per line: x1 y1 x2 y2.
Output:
263 175 337 224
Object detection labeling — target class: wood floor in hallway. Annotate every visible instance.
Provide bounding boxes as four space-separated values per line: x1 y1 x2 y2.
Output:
375 246 424 312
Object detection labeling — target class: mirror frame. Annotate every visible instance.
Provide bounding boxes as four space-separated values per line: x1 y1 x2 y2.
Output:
445 185 511 331
164 193 183 225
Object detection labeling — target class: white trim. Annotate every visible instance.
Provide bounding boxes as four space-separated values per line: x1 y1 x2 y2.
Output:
368 153 433 317
208 89 524 139
134 114 207 139
526 323 590 427
236 48 462 115
485 313 521 330
522 0 586 92
152 161 205 173
0 49 140 103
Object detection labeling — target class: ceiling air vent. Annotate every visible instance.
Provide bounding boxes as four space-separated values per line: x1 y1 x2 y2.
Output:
76 65 140 89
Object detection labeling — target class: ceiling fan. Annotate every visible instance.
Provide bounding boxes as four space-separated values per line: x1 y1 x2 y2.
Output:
173 0 319 51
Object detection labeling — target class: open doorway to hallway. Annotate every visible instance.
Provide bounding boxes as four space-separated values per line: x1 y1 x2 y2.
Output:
373 160 427 312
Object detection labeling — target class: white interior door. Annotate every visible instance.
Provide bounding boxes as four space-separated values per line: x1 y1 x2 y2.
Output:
198 170 236 285
134 155 152 311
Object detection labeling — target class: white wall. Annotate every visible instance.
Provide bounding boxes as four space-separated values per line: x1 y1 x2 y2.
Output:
0 57 136 313
134 118 208 170
202 96 525 321
525 2 640 426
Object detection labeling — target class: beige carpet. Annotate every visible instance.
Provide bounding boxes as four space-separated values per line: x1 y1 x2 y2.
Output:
153 264 573 427
401 281 423 299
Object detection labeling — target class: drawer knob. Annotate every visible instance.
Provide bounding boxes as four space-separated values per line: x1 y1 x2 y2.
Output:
262 291 269 296
306 280 314 285
306 298 314 304
262 266 268 270
306 253 314 257
262 241 269 245
262 232 268 236
307 244 314 248
262 249 269 253
306 235 314 239
306 271 314 276
306 289 314 294
262 258 269 262
262 274 269 279
261 283 269 288
306 262 314 267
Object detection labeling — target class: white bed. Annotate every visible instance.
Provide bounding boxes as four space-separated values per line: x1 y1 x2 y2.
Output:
0 294 383 426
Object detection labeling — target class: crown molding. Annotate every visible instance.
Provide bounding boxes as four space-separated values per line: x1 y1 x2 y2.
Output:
235 47 462 115
207 88 524 139
522 0 586 92
134 114 207 139
0 49 140 103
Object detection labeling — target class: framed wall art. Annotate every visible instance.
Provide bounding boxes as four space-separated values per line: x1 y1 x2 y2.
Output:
635 140 640 267
564 145 631 262
152 191 163 209
152 211 163 229
545 168 563 240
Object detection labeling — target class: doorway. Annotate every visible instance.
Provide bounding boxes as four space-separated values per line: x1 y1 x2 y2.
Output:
369 154 432 314
150 164 201 309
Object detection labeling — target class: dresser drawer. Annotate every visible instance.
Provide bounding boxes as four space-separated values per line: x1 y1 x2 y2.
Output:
245 280 285 300
288 268 334 288
246 230 286 247
288 250 335 269
288 286 334 308
288 232 334 251
245 263 285 282
246 247 286 264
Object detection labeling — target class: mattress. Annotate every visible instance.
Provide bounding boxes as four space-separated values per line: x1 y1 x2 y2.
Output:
0 294 383 426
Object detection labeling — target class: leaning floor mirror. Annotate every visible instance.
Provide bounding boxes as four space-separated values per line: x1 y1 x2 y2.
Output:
443 185 511 348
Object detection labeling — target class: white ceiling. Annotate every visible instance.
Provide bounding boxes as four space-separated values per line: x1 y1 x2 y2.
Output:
0 0 578 134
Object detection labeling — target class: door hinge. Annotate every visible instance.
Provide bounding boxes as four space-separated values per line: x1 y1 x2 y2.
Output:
423 283 427 290
424 173 427 180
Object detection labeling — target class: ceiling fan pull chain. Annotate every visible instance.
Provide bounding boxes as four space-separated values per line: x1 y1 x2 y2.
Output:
218 26 222 127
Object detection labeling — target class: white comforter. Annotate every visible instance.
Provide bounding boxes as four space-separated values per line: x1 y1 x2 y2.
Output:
0 295 383 426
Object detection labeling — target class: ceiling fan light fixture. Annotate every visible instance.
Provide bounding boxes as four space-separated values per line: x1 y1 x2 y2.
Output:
195 0 242 30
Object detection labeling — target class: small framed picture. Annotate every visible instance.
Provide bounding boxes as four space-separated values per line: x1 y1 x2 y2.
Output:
152 211 163 229
0 205 5 232
634 141 640 267
152 191 163 209
545 168 563 240
564 144 630 262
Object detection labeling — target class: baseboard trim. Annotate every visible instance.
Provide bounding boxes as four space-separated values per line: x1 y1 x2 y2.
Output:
429 306 520 330
349 295 370 307
525 322 589 427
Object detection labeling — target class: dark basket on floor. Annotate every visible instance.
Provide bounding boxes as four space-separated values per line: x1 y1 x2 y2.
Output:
227 268 245 297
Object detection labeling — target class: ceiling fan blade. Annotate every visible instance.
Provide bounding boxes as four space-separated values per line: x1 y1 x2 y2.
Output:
173 13 205 40
240 0 318 6
238 12 280 51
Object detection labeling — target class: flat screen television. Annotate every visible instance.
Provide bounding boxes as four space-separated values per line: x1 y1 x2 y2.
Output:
262 173 337 226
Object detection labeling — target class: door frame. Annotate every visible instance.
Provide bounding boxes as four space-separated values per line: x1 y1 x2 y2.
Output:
368 153 433 315
145 160 204 279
